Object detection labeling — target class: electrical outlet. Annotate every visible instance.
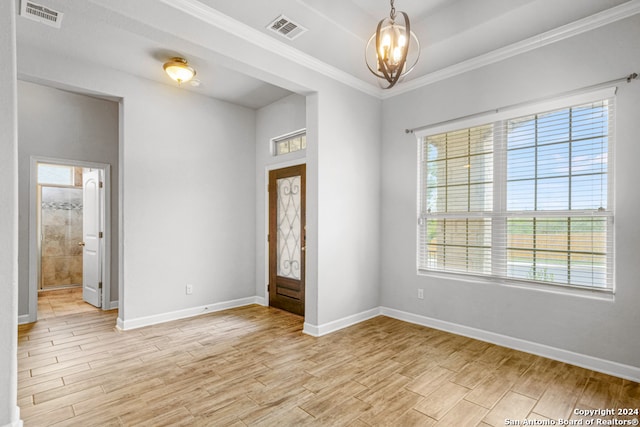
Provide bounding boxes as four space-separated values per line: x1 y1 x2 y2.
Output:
417 288 424 299
186 284 193 295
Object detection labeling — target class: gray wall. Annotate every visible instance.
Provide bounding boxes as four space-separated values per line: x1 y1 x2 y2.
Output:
17 46 258 325
0 0 19 424
380 15 640 368
16 36 385 333
314 83 383 326
17 80 120 316
255 93 307 300
119 78 257 321
255 86 384 329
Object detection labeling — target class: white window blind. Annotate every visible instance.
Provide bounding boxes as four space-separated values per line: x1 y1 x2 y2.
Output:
418 91 614 291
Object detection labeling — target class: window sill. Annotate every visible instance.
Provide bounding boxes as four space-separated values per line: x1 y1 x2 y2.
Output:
417 269 615 302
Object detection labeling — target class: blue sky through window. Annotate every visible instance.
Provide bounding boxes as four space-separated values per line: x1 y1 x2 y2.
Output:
506 103 608 212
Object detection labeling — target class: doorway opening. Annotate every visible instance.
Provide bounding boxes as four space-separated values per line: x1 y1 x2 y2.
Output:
28 157 111 322
36 163 93 318
37 163 83 292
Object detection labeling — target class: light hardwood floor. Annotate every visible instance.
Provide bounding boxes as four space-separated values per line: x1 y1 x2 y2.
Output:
18 291 640 426
37 287 98 319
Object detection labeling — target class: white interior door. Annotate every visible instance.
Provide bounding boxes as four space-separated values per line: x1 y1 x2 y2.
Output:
82 169 102 307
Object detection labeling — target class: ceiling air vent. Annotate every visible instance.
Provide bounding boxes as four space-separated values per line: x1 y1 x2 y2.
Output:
267 15 307 40
20 0 64 29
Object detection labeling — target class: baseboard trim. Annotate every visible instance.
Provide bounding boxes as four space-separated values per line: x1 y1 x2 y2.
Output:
107 299 640 381
380 306 640 383
116 296 261 330
17 314 32 325
0 406 23 427
303 307 381 337
108 300 118 310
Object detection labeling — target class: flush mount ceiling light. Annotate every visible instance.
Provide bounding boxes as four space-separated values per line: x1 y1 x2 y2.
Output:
365 0 420 89
163 57 196 84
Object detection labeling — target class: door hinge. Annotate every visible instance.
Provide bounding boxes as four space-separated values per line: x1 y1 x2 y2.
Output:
267 234 270 242
98 281 103 289
99 231 103 238
267 284 270 292
99 181 103 188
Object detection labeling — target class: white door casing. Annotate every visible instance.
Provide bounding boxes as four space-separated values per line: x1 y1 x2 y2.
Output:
25 157 111 325
82 169 102 307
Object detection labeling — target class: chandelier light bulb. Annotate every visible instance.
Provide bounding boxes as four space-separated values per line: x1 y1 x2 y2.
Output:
380 33 391 59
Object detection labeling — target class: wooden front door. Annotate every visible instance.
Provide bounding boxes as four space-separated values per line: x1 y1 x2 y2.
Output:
269 164 306 316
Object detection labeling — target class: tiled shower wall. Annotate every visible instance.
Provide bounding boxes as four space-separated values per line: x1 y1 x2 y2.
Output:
41 186 83 288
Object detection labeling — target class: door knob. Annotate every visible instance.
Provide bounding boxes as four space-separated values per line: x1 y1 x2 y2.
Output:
78 242 85 247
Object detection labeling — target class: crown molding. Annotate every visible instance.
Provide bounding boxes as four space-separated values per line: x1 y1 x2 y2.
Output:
383 0 640 99
164 0 640 100
159 0 382 98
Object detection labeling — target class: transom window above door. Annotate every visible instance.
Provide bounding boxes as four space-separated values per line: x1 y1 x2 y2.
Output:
38 163 77 186
272 130 306 156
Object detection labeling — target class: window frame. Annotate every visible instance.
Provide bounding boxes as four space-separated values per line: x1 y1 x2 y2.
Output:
37 163 76 186
271 129 307 157
416 87 616 295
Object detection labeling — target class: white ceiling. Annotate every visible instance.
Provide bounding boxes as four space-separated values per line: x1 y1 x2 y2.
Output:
15 0 638 108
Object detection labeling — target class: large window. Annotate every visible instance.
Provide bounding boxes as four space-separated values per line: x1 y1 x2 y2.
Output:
418 89 614 291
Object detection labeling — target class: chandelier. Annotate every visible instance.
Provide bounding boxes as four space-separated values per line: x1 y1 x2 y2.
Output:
365 0 420 89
